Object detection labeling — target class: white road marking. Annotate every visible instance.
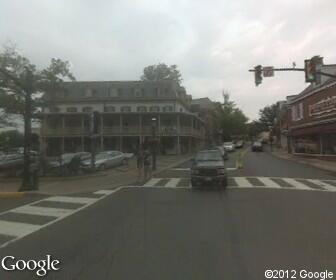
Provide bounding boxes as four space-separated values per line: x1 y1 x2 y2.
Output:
171 168 190 171
233 177 253 187
94 189 119 195
10 205 73 218
165 178 181 188
44 196 98 204
143 178 161 187
0 220 40 238
257 177 281 188
0 188 122 249
307 179 336 192
282 178 312 190
226 168 237 171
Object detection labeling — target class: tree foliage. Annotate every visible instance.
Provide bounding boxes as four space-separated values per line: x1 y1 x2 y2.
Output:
258 103 278 130
141 63 182 85
212 92 248 141
0 44 75 119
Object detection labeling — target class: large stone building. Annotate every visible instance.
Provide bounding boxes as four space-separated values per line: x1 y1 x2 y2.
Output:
40 80 206 156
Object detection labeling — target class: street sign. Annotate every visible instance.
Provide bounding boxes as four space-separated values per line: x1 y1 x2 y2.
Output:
263 66 274 77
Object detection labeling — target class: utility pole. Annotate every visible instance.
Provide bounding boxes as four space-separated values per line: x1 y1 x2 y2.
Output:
151 117 157 171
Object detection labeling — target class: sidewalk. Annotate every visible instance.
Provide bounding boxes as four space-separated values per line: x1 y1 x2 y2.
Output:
268 146 336 173
0 154 192 195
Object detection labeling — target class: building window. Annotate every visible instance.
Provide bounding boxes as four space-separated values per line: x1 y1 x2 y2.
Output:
121 106 131 112
49 106 60 113
66 107 77 113
164 88 169 95
84 89 92 98
137 106 147 112
104 106 115 112
134 88 144 97
150 106 160 112
117 88 123 97
291 103 303 121
154 88 160 97
108 88 118 97
82 107 93 113
163 105 173 112
92 89 98 97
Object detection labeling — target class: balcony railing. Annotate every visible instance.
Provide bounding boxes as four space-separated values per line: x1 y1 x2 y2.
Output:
42 126 205 138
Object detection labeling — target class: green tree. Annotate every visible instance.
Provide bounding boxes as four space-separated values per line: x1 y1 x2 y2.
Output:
213 92 248 141
258 103 278 130
0 43 75 189
141 63 182 85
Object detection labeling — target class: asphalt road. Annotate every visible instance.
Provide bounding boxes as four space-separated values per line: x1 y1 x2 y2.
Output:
0 146 336 279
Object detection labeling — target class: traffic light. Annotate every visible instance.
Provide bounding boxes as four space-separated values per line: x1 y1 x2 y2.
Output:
304 59 316 83
254 65 262 86
305 56 323 83
90 111 100 135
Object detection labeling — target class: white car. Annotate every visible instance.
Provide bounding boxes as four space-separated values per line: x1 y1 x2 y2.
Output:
82 151 127 171
223 142 235 152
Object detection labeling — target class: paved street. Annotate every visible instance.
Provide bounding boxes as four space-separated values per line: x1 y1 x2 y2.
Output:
0 147 336 279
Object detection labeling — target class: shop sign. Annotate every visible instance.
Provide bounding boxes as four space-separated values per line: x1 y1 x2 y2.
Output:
309 96 336 117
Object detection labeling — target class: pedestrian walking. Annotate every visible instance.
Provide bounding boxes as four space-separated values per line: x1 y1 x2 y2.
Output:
143 149 152 182
136 145 144 183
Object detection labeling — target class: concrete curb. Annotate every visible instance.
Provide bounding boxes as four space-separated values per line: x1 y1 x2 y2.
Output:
269 151 336 173
0 192 24 198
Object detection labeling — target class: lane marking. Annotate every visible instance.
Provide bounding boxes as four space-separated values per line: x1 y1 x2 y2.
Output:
171 168 190 171
282 178 312 190
0 187 123 249
44 196 98 204
307 179 336 192
0 220 40 238
257 177 281 188
143 178 161 187
165 178 181 188
10 205 73 218
234 177 253 187
226 167 237 171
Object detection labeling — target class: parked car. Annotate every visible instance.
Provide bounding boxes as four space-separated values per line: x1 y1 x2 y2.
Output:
223 142 235 152
235 140 244 149
251 141 263 152
216 146 229 160
82 151 127 171
190 149 228 189
48 152 91 169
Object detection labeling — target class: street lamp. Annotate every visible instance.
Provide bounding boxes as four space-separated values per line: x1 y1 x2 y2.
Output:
151 117 157 170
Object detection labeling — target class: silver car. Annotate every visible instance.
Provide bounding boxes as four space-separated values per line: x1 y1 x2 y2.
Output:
83 151 127 171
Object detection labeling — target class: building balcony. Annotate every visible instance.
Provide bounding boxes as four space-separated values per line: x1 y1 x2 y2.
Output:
42 126 205 138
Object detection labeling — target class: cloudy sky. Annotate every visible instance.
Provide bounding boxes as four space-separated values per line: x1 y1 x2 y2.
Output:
1 0 335 120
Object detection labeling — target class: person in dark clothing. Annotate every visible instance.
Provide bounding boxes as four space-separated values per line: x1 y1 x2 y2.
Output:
136 145 144 183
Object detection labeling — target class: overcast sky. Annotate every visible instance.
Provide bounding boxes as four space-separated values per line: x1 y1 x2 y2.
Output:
1 0 335 120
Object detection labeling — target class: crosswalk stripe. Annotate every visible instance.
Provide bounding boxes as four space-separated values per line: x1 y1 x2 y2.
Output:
257 177 281 188
165 178 181 188
233 177 253 187
307 179 336 192
0 220 40 238
143 178 161 187
10 206 73 218
44 196 98 204
281 178 312 190
94 190 116 195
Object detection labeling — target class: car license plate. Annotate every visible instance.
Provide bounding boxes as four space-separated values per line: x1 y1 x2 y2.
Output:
205 177 212 181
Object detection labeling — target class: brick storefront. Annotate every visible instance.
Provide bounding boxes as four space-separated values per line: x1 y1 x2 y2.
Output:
287 79 336 159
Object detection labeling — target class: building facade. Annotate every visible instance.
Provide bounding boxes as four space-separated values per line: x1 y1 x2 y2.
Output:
40 80 206 156
286 77 336 159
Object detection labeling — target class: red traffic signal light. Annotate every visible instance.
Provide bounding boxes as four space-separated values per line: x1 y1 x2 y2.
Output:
254 65 262 86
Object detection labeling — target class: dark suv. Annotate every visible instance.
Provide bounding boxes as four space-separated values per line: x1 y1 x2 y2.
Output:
191 149 228 189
